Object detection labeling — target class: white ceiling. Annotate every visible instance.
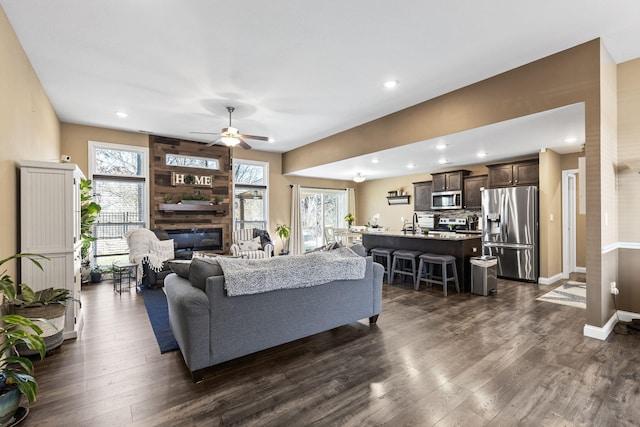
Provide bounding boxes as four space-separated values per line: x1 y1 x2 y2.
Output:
2 1 640 179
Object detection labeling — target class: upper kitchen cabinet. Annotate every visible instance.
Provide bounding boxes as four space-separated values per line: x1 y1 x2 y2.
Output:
431 170 470 191
487 159 539 188
413 180 432 211
463 175 487 209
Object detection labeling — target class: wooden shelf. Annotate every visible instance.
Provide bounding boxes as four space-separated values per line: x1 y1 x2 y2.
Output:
159 203 227 212
386 195 411 205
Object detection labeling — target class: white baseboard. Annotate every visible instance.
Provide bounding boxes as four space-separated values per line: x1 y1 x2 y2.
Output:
538 273 563 285
583 312 618 340
617 310 640 322
575 267 586 273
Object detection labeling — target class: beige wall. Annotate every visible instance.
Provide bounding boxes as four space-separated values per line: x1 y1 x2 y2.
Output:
616 57 640 311
0 9 60 276
60 123 149 176
539 150 563 279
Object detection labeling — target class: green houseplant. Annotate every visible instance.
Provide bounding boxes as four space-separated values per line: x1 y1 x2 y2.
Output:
3 282 80 355
80 178 101 282
0 254 47 421
275 224 291 255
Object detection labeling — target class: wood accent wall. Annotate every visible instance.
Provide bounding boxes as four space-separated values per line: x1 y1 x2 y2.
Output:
149 135 232 253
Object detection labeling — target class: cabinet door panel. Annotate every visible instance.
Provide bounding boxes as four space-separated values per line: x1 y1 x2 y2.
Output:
514 162 539 185
432 174 446 191
414 182 432 211
447 172 463 191
487 164 514 187
463 175 487 209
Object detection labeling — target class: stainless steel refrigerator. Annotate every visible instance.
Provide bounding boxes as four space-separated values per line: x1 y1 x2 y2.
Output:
481 186 538 282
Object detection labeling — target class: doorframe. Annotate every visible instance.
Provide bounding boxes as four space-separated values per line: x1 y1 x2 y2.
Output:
562 169 578 279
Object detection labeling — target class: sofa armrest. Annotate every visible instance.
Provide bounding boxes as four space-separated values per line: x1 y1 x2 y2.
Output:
263 242 274 258
230 243 241 257
164 273 211 373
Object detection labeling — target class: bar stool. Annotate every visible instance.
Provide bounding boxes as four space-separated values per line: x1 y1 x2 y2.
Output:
416 253 460 296
370 247 395 281
389 249 422 287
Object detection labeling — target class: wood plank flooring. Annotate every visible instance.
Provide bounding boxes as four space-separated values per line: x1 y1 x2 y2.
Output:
21 277 640 426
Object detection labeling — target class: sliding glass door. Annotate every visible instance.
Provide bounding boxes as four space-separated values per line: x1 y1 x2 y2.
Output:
300 188 347 251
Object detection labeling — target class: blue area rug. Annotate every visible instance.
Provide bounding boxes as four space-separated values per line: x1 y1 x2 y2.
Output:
141 287 179 353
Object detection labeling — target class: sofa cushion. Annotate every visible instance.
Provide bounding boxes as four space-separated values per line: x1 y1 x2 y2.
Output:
151 239 175 262
168 260 191 279
238 237 262 251
189 257 223 291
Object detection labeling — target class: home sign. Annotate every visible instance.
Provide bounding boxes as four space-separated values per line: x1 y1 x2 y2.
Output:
171 172 213 187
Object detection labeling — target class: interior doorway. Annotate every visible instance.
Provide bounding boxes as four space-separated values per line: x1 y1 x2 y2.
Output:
562 168 582 279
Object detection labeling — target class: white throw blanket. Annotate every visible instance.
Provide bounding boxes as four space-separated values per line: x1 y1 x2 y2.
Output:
124 229 174 283
216 247 366 296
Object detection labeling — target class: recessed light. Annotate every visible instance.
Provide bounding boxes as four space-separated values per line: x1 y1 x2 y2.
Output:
436 143 447 150
438 159 448 164
383 80 399 89
407 162 415 169
564 137 578 143
268 137 275 143
371 158 380 164
115 111 128 118
477 152 487 158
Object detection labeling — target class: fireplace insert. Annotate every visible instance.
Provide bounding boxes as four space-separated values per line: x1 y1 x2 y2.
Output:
165 228 223 257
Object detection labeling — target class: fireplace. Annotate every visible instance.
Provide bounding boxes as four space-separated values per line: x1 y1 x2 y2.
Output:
165 228 223 258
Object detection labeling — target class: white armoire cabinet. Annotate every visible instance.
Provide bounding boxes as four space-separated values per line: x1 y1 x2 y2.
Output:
18 160 83 339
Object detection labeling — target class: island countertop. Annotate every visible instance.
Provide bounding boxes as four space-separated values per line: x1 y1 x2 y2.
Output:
362 230 482 241
362 231 482 292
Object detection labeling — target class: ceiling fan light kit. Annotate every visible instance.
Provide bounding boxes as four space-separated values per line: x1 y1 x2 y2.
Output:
191 106 272 150
353 172 366 183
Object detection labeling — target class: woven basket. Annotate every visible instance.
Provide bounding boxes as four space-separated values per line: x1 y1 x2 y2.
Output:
14 304 66 354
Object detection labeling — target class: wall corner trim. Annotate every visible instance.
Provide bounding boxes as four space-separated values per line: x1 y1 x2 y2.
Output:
583 312 618 340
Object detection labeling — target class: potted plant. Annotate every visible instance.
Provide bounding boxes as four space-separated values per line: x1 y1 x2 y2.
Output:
275 224 291 255
2 282 79 355
80 178 101 282
0 254 47 423
180 191 211 205
90 266 103 283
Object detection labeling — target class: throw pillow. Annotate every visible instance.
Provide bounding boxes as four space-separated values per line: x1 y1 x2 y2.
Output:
189 257 223 291
150 239 175 262
238 236 261 251
167 260 191 278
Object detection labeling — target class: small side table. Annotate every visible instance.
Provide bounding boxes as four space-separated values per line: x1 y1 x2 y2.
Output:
112 262 138 295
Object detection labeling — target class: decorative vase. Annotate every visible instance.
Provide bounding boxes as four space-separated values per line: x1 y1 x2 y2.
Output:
0 386 21 425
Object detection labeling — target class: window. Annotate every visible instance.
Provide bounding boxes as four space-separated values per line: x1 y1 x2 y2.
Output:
165 153 219 170
233 160 268 231
89 142 149 265
300 188 348 251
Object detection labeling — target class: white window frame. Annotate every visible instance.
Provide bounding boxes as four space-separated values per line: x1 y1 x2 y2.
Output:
88 140 150 247
233 159 269 231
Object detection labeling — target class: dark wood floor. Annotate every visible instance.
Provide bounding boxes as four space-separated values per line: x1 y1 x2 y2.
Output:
22 277 640 426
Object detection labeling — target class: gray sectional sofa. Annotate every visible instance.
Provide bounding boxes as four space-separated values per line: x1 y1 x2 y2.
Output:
164 254 383 382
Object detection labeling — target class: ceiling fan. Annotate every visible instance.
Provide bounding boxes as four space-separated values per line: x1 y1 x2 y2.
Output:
191 106 272 150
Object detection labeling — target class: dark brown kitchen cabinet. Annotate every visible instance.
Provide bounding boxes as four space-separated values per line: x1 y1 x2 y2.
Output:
487 160 539 188
463 175 487 209
431 170 469 191
413 181 432 211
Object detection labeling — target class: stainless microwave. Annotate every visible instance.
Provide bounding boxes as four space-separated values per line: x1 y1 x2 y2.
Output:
432 190 462 210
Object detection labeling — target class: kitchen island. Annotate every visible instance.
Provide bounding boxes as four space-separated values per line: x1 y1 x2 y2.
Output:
362 231 482 292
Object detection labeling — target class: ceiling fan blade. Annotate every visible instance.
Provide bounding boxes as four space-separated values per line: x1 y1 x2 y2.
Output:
238 138 252 150
190 131 220 136
239 133 271 142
